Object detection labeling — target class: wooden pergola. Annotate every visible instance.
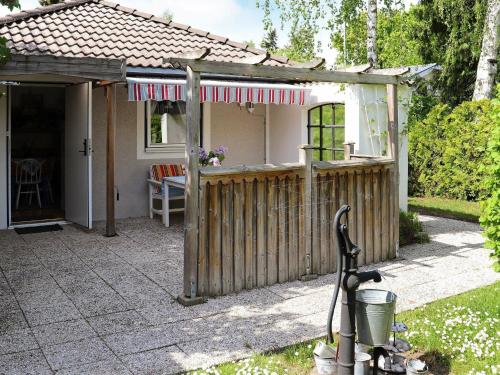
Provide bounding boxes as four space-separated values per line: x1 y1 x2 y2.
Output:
0 54 126 236
164 56 403 305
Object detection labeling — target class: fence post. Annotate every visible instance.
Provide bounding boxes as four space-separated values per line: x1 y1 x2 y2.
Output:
343 142 355 160
178 65 204 306
299 145 317 281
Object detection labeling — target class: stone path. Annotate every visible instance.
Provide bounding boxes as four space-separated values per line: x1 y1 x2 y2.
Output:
0 215 497 374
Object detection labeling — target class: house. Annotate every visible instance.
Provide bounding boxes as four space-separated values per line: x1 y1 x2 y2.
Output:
0 0 429 233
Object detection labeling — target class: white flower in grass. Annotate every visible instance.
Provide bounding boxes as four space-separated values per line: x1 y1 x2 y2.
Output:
294 351 299 356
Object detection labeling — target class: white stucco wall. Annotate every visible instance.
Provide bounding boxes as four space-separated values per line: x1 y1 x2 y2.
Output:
0 86 7 229
268 104 305 163
91 85 184 222
209 102 266 166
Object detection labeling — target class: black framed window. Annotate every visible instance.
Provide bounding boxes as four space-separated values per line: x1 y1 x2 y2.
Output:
307 103 345 161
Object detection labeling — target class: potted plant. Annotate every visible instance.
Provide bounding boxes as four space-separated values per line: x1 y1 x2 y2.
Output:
199 145 227 167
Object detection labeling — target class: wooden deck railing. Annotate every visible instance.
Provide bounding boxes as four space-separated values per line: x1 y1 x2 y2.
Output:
195 156 397 297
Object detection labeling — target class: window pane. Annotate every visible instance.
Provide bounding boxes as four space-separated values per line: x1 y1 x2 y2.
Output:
323 149 334 161
322 104 333 125
309 107 321 125
311 127 321 148
323 127 334 149
313 149 321 161
335 150 345 160
334 104 345 125
149 101 186 146
334 127 345 149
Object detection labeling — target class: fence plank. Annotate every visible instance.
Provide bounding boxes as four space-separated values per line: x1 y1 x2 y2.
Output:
233 183 244 292
278 177 288 283
364 170 374 265
244 180 255 289
356 171 366 266
198 182 209 295
311 175 319 275
381 168 389 261
267 177 278 285
373 169 382 263
320 174 329 275
348 171 357 246
298 178 307 276
221 182 234 294
256 179 267 287
329 173 338 273
208 182 222 296
288 176 299 280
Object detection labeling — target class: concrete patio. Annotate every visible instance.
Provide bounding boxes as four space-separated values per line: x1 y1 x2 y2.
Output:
0 215 498 374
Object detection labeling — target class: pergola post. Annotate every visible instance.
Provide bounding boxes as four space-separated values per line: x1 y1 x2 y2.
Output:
387 84 399 256
105 84 116 237
178 65 204 306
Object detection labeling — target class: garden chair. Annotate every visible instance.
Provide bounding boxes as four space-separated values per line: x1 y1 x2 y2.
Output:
15 159 44 209
147 164 185 227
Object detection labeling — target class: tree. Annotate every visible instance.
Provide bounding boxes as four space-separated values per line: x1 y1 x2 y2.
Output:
261 28 278 52
0 0 19 64
366 0 377 65
244 40 256 48
277 25 317 62
473 0 500 100
162 10 173 22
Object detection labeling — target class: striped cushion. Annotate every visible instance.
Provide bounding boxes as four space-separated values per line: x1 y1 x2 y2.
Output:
150 164 185 194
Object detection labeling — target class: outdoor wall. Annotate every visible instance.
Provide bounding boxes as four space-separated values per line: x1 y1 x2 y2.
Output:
91 85 181 222
210 102 266 166
345 84 410 210
0 85 7 229
267 104 305 164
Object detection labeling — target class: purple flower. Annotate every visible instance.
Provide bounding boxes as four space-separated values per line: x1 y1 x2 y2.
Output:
198 148 208 159
214 145 227 155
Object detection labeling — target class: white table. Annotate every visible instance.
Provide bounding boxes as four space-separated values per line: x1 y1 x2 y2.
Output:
162 176 185 227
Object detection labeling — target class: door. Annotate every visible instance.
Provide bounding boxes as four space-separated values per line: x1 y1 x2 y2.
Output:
65 82 92 228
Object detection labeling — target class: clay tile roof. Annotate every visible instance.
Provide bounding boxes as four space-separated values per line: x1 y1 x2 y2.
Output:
0 0 291 69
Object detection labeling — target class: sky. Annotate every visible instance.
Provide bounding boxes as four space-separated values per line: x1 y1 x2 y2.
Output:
0 0 421 65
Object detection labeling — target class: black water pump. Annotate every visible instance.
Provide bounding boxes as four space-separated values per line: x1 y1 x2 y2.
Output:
326 205 382 375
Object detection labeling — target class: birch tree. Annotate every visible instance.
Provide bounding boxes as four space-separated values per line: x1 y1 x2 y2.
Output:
366 0 378 66
473 0 500 100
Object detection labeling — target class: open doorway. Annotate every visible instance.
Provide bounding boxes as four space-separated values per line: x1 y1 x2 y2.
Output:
10 85 65 223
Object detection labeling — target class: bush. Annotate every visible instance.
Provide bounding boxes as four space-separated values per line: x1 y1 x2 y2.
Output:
409 99 495 201
479 89 500 271
399 210 429 247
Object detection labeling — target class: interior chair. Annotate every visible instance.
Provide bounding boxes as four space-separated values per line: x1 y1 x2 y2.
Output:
147 164 185 227
15 159 44 209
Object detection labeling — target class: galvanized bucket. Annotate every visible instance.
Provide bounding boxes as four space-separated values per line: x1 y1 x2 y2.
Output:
355 289 397 346
354 352 371 375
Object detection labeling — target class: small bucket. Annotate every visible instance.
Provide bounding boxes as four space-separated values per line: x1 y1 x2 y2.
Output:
354 352 371 375
406 360 429 374
313 354 337 374
355 289 397 346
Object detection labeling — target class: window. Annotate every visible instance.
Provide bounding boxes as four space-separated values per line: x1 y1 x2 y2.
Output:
145 100 187 151
307 103 345 161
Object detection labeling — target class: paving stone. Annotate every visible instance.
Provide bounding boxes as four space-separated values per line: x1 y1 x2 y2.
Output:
0 329 38 355
87 310 150 335
32 319 95 347
42 337 115 371
66 284 130 317
9 274 59 295
56 358 132 375
0 349 53 375
121 345 185 375
0 312 29 335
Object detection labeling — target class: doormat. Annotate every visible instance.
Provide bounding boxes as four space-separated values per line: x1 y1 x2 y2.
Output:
15 224 63 235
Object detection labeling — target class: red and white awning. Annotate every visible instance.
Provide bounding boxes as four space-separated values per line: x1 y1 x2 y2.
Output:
127 78 311 105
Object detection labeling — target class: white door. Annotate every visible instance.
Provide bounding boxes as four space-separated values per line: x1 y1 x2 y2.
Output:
65 82 92 228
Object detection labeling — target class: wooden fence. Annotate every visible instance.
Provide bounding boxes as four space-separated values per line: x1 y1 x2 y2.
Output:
195 157 397 297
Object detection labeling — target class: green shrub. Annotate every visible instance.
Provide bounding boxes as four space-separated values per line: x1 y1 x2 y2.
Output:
479 88 500 271
409 99 495 201
400 210 429 247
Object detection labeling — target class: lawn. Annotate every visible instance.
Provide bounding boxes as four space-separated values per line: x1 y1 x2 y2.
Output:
408 196 481 223
191 282 499 375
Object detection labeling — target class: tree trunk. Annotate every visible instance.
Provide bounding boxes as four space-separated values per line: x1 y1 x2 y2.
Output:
367 0 378 67
473 0 500 100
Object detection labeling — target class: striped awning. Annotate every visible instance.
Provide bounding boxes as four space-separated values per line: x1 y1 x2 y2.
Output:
127 77 311 105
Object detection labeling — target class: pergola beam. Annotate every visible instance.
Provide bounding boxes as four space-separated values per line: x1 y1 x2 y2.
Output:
164 57 403 85
0 54 126 82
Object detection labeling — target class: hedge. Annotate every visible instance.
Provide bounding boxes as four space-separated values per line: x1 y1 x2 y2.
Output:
408 99 495 201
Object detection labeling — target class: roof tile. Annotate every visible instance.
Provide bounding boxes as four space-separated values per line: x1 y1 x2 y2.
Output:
0 0 291 68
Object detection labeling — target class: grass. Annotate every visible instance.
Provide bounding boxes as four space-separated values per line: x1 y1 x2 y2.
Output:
192 282 500 375
408 196 481 223
399 210 430 247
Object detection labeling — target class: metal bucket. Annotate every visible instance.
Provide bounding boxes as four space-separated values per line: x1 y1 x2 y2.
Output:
313 354 337 374
354 352 371 375
355 289 397 346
